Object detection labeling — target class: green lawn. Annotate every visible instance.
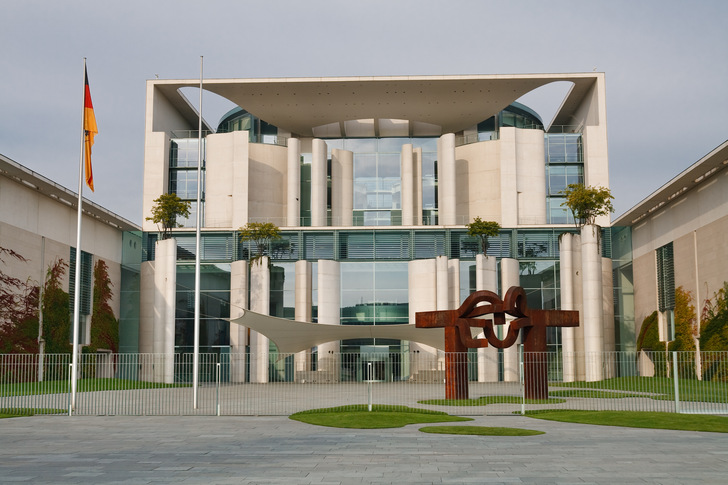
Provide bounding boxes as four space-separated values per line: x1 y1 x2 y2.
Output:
0 408 66 419
552 376 728 403
549 389 655 399
0 378 188 397
290 405 472 428
419 426 544 436
419 395 565 406
526 409 728 433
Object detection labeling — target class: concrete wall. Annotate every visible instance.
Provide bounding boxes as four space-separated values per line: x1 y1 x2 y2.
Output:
454 140 501 224
631 168 728 338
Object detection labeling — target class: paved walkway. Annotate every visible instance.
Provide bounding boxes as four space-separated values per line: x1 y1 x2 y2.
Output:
1 414 727 484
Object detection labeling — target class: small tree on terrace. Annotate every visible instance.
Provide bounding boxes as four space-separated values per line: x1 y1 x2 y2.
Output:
560 184 614 227
146 193 191 240
466 217 501 255
239 222 282 265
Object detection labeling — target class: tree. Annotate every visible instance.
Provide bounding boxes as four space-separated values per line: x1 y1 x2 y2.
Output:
146 193 191 239
0 247 39 353
239 222 282 265
560 184 614 227
465 217 501 255
42 259 71 354
88 259 119 353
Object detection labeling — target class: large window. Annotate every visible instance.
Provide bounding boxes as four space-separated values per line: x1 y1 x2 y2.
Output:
545 133 584 224
169 138 205 228
656 243 675 341
340 262 408 325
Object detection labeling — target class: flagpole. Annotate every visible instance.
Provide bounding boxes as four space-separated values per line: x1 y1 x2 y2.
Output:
71 58 87 412
193 56 203 408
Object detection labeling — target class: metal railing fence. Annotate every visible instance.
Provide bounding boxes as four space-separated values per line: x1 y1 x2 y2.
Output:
1 351 726 416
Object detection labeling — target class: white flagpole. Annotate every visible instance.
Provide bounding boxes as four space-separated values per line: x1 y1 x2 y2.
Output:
193 56 203 408
71 57 87 412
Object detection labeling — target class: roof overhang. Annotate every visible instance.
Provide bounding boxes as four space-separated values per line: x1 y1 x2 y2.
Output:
613 140 728 226
0 154 139 232
151 73 601 136
230 309 445 353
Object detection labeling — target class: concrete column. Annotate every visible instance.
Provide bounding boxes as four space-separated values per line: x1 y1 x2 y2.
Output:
559 233 577 382
229 260 248 383
602 256 616 378
286 138 301 227
436 256 449 311
295 260 312 379
138 261 155 382
153 238 176 384
448 259 461 310
501 258 520 382
311 139 327 227
581 224 604 381
401 144 414 225
331 149 353 226
250 256 270 383
476 254 499 382
408 259 439 377
413 147 423 225
515 128 547 225
317 260 340 381
438 133 457 225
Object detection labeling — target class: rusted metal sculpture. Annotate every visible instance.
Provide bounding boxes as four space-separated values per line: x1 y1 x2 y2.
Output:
415 287 578 400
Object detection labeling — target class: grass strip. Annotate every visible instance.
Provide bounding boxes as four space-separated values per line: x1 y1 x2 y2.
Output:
419 426 544 436
419 395 565 406
0 408 66 419
553 376 728 403
549 390 656 399
526 409 728 433
1 378 189 397
290 404 472 429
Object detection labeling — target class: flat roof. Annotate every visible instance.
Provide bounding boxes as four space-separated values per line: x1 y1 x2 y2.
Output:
150 73 602 136
613 140 728 226
0 153 140 232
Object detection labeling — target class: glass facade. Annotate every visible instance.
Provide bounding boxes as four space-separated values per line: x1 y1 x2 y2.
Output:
169 138 205 228
545 133 584 224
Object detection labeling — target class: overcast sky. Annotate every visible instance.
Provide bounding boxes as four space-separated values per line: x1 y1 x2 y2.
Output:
2 0 726 225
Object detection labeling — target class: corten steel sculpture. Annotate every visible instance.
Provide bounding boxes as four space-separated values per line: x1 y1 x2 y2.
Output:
415 286 578 400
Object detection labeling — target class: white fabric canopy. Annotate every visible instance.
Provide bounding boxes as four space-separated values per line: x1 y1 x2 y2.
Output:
229 309 445 353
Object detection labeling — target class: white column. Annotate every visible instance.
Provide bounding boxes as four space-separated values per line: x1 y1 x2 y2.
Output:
448 258 460 310
311 139 327 227
408 259 438 378
331 149 353 226
501 258 520 382
287 138 301 227
153 238 176 384
438 133 457 225
413 147 423 225
401 144 414 225
317 260 340 381
295 260 312 380
476 254 499 382
559 233 576 382
581 224 604 381
436 255 449 311
229 260 248 383
250 256 270 383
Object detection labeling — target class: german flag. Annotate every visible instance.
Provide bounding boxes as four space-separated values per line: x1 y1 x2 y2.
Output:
83 67 97 191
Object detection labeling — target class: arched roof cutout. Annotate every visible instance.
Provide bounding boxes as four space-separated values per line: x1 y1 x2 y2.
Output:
515 81 575 131
178 87 237 133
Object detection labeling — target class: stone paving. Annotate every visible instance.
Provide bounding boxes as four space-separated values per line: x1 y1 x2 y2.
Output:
1 414 727 484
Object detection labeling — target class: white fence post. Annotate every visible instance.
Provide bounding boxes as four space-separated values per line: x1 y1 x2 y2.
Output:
673 351 681 414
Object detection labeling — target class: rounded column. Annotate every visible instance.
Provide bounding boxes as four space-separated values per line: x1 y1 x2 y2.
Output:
501 258 520 382
311 139 327 227
476 254 498 382
250 256 270 383
438 133 456 225
287 138 301 226
401 144 414 225
581 224 604 381
294 260 312 380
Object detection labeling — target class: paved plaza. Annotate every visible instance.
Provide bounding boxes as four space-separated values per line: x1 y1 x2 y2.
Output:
1 414 727 484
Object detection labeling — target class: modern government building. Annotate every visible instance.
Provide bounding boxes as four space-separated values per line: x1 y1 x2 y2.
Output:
2 72 727 385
